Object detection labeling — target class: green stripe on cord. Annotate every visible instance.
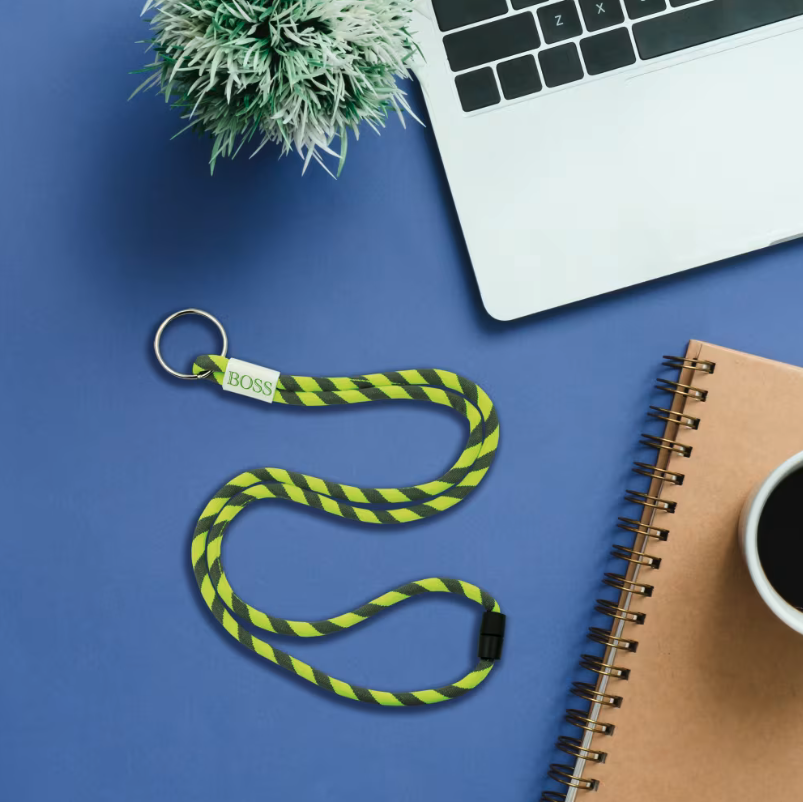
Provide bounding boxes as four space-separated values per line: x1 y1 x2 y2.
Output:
190 356 502 705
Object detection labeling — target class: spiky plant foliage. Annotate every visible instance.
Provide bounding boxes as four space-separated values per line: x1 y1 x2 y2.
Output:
134 0 419 173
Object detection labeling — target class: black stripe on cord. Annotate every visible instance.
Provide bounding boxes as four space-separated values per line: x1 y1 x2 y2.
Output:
231 595 254 625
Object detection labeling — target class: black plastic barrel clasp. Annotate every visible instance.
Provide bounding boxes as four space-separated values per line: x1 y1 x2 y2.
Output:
478 611 506 661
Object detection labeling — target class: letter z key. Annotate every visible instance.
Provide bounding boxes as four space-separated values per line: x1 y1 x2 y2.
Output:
538 1 583 44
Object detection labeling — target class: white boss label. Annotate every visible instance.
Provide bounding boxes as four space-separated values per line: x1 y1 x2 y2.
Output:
222 358 281 404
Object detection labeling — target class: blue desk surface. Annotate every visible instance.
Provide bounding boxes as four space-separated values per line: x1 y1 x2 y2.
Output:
3 3 803 800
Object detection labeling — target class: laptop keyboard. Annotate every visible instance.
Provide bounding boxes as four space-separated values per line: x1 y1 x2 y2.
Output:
436 0 803 112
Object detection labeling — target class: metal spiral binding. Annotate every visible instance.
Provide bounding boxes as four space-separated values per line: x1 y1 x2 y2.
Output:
540 355 715 802
587 627 638 653
603 573 654 597
656 378 708 401
571 682 623 708
557 736 608 763
548 765 599 791
594 598 646 625
662 356 715 373
611 544 662 569
564 708 615 735
648 406 700 430
616 517 668 541
579 654 630 680
623 490 676 513
632 461 685 485
640 433 693 457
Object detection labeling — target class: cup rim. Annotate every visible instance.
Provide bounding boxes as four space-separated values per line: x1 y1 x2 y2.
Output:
744 450 803 635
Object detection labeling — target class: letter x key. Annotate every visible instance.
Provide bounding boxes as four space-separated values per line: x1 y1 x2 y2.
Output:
579 0 624 32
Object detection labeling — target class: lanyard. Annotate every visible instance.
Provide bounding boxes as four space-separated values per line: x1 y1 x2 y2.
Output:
155 309 506 706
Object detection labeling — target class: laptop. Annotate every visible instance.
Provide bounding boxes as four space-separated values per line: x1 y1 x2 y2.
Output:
411 1 803 320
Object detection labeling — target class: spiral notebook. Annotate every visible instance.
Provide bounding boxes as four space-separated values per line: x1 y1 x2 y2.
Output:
541 341 803 801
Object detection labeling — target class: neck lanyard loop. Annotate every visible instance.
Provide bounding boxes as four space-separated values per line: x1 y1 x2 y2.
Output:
156 311 505 706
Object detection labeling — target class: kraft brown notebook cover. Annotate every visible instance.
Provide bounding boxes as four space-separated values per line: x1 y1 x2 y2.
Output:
543 341 803 802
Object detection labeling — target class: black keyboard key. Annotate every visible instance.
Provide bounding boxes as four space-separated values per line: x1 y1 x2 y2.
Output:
455 67 501 111
669 0 698 5
634 0 803 60
624 0 666 19
539 42 584 86
581 27 637 73
497 55 543 98
432 0 508 32
444 14 541 72
580 0 625 31
538 1 583 44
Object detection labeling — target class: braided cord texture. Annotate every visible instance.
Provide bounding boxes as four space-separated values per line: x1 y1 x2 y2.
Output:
190 354 501 705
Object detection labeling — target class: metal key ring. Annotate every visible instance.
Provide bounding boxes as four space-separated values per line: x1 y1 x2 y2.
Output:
154 309 228 380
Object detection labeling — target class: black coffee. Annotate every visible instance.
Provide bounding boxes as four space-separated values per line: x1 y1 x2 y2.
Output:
757 467 803 609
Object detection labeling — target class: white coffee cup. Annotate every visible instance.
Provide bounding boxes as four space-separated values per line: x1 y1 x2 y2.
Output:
739 450 803 636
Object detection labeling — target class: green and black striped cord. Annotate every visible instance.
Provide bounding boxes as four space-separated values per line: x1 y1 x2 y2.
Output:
189 355 502 706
